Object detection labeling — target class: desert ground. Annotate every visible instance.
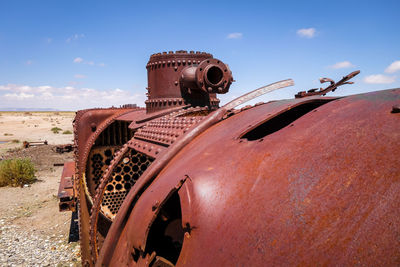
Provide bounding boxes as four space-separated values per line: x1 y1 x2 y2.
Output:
0 111 81 266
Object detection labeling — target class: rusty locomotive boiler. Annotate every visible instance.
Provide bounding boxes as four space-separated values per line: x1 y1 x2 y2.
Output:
58 50 400 266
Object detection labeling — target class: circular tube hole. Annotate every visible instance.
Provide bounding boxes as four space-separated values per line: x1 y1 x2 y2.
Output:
106 184 114 191
206 66 223 85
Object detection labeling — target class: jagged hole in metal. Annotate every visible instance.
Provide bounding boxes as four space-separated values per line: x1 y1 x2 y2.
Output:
101 149 154 220
241 100 334 141
145 192 184 266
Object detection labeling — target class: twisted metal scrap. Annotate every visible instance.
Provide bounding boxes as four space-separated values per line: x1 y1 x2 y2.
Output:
295 70 360 98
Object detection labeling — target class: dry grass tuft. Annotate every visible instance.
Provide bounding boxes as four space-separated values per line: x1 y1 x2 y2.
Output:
0 158 36 187
51 127 62 134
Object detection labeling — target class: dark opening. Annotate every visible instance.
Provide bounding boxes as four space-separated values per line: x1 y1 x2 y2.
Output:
241 100 333 141
68 210 79 242
206 66 223 85
94 121 134 147
106 184 113 191
104 149 112 157
144 192 184 265
60 203 69 211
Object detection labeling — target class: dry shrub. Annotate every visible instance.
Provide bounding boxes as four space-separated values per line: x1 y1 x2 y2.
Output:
62 130 72 134
51 127 62 134
0 158 36 187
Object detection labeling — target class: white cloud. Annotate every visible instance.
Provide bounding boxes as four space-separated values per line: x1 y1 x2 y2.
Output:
73 57 83 63
329 61 355 69
385 60 400 74
73 57 104 67
46 38 53 43
4 92 34 99
0 83 145 110
38 86 52 93
0 84 33 93
74 74 86 79
41 92 53 99
227 32 243 39
363 74 396 84
66 33 85 43
297 28 316 38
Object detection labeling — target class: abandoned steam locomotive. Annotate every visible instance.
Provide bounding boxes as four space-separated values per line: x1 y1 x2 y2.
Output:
58 50 400 266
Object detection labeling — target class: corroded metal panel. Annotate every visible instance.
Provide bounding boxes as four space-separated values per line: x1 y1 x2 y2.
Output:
58 49 400 267
99 88 400 266
58 161 76 212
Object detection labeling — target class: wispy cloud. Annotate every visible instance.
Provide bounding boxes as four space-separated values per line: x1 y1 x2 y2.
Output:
385 60 400 73
73 57 83 63
74 74 86 79
227 32 243 39
73 57 105 67
0 84 145 110
297 28 316 38
363 74 396 84
329 61 355 69
46 37 53 43
25 60 33 65
66 33 85 43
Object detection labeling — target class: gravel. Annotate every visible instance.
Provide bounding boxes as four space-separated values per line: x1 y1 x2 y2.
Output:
0 217 81 266
0 145 81 266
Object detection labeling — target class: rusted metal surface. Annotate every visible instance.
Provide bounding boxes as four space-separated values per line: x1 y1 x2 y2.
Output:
57 49 400 266
295 70 360 98
88 106 211 260
61 51 233 264
57 161 76 212
23 140 48 148
55 144 73 153
72 107 144 265
133 107 208 148
145 51 233 113
99 88 400 266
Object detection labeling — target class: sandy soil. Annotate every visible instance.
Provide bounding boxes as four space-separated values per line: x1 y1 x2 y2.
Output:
0 111 75 151
0 145 74 235
0 112 81 266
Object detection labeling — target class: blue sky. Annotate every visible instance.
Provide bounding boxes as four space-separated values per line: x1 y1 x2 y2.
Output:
0 0 399 110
